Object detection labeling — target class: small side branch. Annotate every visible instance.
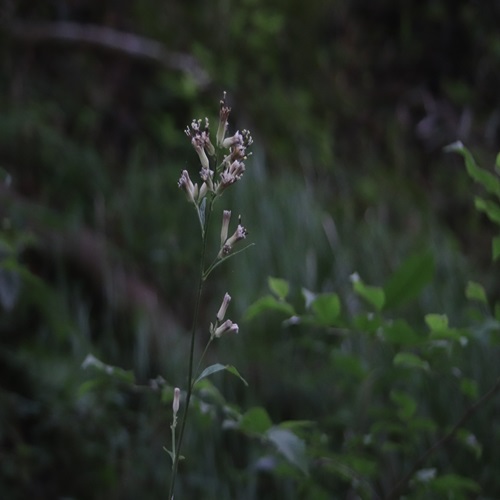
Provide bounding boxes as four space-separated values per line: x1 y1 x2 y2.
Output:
386 376 500 500
6 20 210 88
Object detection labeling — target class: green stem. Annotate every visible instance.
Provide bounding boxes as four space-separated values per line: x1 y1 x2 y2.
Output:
168 199 214 499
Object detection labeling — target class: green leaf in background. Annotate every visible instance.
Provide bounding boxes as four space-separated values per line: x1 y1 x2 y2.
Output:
268 276 290 300
266 426 308 475
474 197 500 224
383 251 435 309
195 363 248 386
81 354 135 384
446 141 500 198
239 407 273 434
390 390 417 420
428 473 480 495
244 294 295 320
311 293 341 325
456 429 482 459
350 273 385 311
465 281 487 304
425 313 449 331
459 377 479 399
493 236 500 261
393 352 430 371
382 319 422 346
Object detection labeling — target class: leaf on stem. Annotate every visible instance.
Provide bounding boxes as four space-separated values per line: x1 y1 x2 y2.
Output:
195 363 248 386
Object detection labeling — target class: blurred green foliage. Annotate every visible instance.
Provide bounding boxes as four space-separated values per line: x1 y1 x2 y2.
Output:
1 0 500 498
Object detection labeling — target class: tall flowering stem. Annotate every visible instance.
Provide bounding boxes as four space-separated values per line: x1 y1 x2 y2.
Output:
169 92 253 499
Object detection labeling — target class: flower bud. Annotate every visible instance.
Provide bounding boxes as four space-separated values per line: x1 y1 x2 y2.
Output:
216 293 231 322
172 387 180 416
220 210 231 247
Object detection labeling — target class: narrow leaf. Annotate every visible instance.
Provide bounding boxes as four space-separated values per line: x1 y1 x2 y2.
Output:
446 141 500 197
474 197 500 224
195 363 248 386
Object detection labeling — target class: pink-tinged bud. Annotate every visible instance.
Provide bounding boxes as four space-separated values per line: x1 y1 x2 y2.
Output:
217 92 231 146
214 319 239 338
225 224 248 248
198 182 208 201
221 131 243 149
172 387 180 416
192 136 210 170
220 210 231 247
217 293 232 322
178 170 198 204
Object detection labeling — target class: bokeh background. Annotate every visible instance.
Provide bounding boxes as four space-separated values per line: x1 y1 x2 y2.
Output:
2 1 500 499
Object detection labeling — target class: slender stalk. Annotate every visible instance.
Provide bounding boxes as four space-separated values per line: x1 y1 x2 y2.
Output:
168 200 213 499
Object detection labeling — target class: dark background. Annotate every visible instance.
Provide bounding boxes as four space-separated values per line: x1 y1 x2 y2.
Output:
1 1 500 498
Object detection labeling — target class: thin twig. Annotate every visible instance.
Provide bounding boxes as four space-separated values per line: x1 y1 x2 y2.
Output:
6 20 210 88
386 376 500 500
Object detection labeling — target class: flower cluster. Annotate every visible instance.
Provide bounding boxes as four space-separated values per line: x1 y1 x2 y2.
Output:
178 92 253 203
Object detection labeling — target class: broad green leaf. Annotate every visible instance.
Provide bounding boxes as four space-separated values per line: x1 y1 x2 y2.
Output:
266 427 308 474
383 251 435 309
425 313 449 331
81 354 135 384
429 473 480 495
496 151 500 169
351 273 385 311
195 363 248 386
393 352 429 371
239 407 273 434
382 319 422 346
244 295 295 321
474 197 500 224
311 293 341 325
493 236 500 261
465 281 487 304
268 276 290 300
390 390 417 420
446 141 500 197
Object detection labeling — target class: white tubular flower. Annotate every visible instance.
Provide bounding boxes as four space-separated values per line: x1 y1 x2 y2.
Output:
220 210 231 247
214 319 239 338
198 181 208 201
216 293 232 322
217 91 231 146
191 136 210 170
220 223 248 256
200 166 214 191
221 131 243 149
172 387 180 416
177 170 198 204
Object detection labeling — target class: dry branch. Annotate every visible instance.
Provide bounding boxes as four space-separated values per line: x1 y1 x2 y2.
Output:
6 19 210 88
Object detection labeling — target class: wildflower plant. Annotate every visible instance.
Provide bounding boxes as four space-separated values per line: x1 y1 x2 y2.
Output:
167 93 254 498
